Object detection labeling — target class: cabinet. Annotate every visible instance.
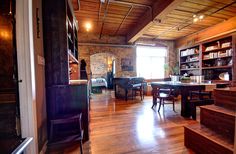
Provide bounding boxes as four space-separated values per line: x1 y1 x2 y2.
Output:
43 0 89 146
179 34 235 83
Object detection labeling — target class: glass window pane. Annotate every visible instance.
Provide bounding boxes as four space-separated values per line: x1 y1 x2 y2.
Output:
137 46 167 79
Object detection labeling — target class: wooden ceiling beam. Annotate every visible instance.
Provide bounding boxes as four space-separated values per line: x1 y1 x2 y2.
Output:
126 0 186 43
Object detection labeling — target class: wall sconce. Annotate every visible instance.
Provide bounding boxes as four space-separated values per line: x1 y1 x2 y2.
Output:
107 59 112 72
0 30 10 40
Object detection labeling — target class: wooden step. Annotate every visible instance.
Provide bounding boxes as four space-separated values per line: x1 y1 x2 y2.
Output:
200 105 235 143
0 101 16 104
184 123 234 154
0 103 16 136
0 93 16 102
213 87 236 110
0 88 15 94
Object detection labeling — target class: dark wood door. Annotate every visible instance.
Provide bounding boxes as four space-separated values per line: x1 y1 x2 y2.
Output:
0 0 21 141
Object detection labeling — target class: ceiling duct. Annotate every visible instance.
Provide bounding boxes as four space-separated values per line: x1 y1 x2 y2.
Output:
110 0 151 9
135 42 156 46
99 0 110 38
72 0 80 11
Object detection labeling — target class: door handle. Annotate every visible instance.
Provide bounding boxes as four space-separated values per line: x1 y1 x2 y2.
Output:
13 74 22 83
13 79 22 83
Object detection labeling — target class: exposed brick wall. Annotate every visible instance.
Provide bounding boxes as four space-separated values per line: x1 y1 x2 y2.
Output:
78 33 177 79
90 53 115 79
78 33 126 44
79 45 136 79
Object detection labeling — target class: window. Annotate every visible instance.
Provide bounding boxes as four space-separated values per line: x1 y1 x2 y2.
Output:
136 46 167 79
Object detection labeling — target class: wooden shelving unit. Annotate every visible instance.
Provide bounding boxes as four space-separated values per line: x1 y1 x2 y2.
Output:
43 0 89 147
202 65 232 70
180 68 200 71
180 53 199 58
201 36 233 81
66 1 79 81
179 45 201 76
179 34 235 83
202 55 232 61
180 60 199 64
202 46 232 53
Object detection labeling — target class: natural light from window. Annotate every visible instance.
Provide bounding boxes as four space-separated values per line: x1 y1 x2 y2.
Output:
136 46 167 79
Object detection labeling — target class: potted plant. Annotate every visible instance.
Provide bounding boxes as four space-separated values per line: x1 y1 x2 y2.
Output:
164 62 180 81
180 76 191 83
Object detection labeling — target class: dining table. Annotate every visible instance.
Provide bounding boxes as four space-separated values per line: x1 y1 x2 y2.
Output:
150 81 228 118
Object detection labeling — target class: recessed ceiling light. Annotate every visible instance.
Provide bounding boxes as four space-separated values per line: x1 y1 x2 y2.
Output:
84 22 92 32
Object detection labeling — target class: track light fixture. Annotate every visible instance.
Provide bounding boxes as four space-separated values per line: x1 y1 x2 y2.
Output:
193 14 204 22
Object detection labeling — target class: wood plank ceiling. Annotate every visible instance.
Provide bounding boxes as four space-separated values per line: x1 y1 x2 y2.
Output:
73 0 155 36
73 0 236 41
144 0 236 40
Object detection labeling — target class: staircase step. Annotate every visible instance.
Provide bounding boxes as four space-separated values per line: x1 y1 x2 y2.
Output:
214 87 236 110
200 104 235 117
0 103 16 136
0 88 15 93
0 93 16 102
0 101 16 104
200 105 235 142
184 123 234 154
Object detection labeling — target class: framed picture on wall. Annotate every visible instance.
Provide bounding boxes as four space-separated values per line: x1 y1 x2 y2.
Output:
121 58 133 71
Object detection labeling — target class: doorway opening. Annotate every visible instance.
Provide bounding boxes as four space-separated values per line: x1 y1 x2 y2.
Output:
90 53 116 93
0 0 22 151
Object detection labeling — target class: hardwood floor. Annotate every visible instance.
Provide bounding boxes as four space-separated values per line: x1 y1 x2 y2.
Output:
50 90 196 154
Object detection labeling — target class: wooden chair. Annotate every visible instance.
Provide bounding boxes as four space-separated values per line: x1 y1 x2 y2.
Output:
151 85 175 112
129 77 145 100
130 78 145 100
49 113 84 154
131 84 144 100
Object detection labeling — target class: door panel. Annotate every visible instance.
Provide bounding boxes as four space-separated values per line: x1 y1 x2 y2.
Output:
0 0 20 137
